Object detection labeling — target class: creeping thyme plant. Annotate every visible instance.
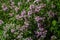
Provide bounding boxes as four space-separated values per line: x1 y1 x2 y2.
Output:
0 0 60 40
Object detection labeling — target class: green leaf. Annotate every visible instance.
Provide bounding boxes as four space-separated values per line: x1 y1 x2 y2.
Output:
0 30 3 35
52 20 57 26
50 27 54 32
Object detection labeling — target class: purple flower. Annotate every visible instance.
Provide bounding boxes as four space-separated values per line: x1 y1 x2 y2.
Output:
19 24 29 31
29 4 35 10
2 3 8 11
40 3 46 8
17 33 23 39
18 2 22 6
34 31 42 37
51 4 55 8
24 21 29 26
27 0 31 2
9 13 14 17
48 10 55 17
35 6 41 12
36 30 47 38
27 10 32 17
39 28 44 31
21 10 26 17
35 16 40 22
40 30 47 38
35 16 44 22
11 29 15 33
26 37 33 40
35 0 40 2
0 20 4 25
37 32 42 37
51 35 57 40
16 14 22 20
14 7 19 13
34 0 41 3
10 2 15 6
10 2 15 9
10 0 13 2
37 23 41 27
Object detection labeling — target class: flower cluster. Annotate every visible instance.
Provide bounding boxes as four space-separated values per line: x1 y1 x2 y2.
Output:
0 0 59 40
